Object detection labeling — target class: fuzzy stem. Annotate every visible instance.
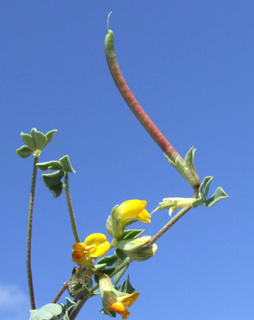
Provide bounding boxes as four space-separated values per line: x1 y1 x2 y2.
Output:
149 206 192 245
64 173 80 243
52 278 70 303
27 152 39 309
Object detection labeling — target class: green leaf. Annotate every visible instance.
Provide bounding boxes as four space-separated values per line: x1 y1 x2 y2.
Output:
202 176 213 200
106 215 113 237
115 249 126 260
49 181 63 198
17 128 57 159
31 128 47 150
16 145 34 158
94 268 115 283
192 176 228 209
20 133 36 150
37 161 63 171
44 129 58 148
112 253 129 286
61 297 76 320
79 286 92 300
59 155 76 173
96 255 118 267
192 198 203 208
124 219 139 228
185 147 196 169
42 170 64 188
29 303 63 320
164 153 176 167
68 281 84 296
205 187 228 207
100 308 116 318
94 262 108 270
118 275 135 294
122 229 144 240
113 264 129 286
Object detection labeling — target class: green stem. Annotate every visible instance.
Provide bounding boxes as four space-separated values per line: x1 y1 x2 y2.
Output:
64 173 80 243
104 24 200 191
27 152 39 309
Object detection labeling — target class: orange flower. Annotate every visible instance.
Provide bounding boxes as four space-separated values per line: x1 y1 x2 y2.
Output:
72 233 110 266
107 292 140 319
99 274 140 319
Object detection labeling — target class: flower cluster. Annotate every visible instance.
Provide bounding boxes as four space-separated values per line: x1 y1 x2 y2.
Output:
71 199 157 319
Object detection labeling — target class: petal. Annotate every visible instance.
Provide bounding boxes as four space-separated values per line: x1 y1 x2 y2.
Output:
84 233 108 246
72 242 86 253
133 236 151 244
91 240 110 258
72 250 87 266
120 200 147 209
117 200 148 221
137 209 151 223
108 302 130 319
118 292 140 307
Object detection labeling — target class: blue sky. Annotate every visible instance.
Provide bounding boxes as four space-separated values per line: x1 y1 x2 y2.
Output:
1 1 254 319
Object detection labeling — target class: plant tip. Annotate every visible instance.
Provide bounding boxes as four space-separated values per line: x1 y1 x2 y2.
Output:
107 11 112 31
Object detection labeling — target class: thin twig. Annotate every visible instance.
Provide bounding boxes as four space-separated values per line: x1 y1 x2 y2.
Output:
64 173 80 243
27 153 39 309
52 278 71 303
149 206 192 245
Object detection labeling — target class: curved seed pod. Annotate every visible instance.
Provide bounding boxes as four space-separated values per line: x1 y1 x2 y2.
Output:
104 15 200 190
104 26 179 161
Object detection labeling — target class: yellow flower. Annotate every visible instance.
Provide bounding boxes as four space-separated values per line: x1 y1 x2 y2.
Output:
109 200 151 239
107 292 140 319
114 200 151 223
99 274 140 319
72 233 110 266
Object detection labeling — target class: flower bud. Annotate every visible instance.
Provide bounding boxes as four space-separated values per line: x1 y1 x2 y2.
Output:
126 244 158 262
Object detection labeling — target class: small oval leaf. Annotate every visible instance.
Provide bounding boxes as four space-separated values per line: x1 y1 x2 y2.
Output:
59 155 76 173
205 187 228 207
42 170 64 188
21 133 36 150
49 181 63 198
37 161 63 171
44 129 58 147
16 145 34 158
33 130 47 150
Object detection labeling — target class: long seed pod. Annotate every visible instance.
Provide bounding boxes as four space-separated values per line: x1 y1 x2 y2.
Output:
104 14 200 190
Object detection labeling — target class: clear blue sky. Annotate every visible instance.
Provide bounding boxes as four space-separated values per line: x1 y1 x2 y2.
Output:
1 1 253 319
